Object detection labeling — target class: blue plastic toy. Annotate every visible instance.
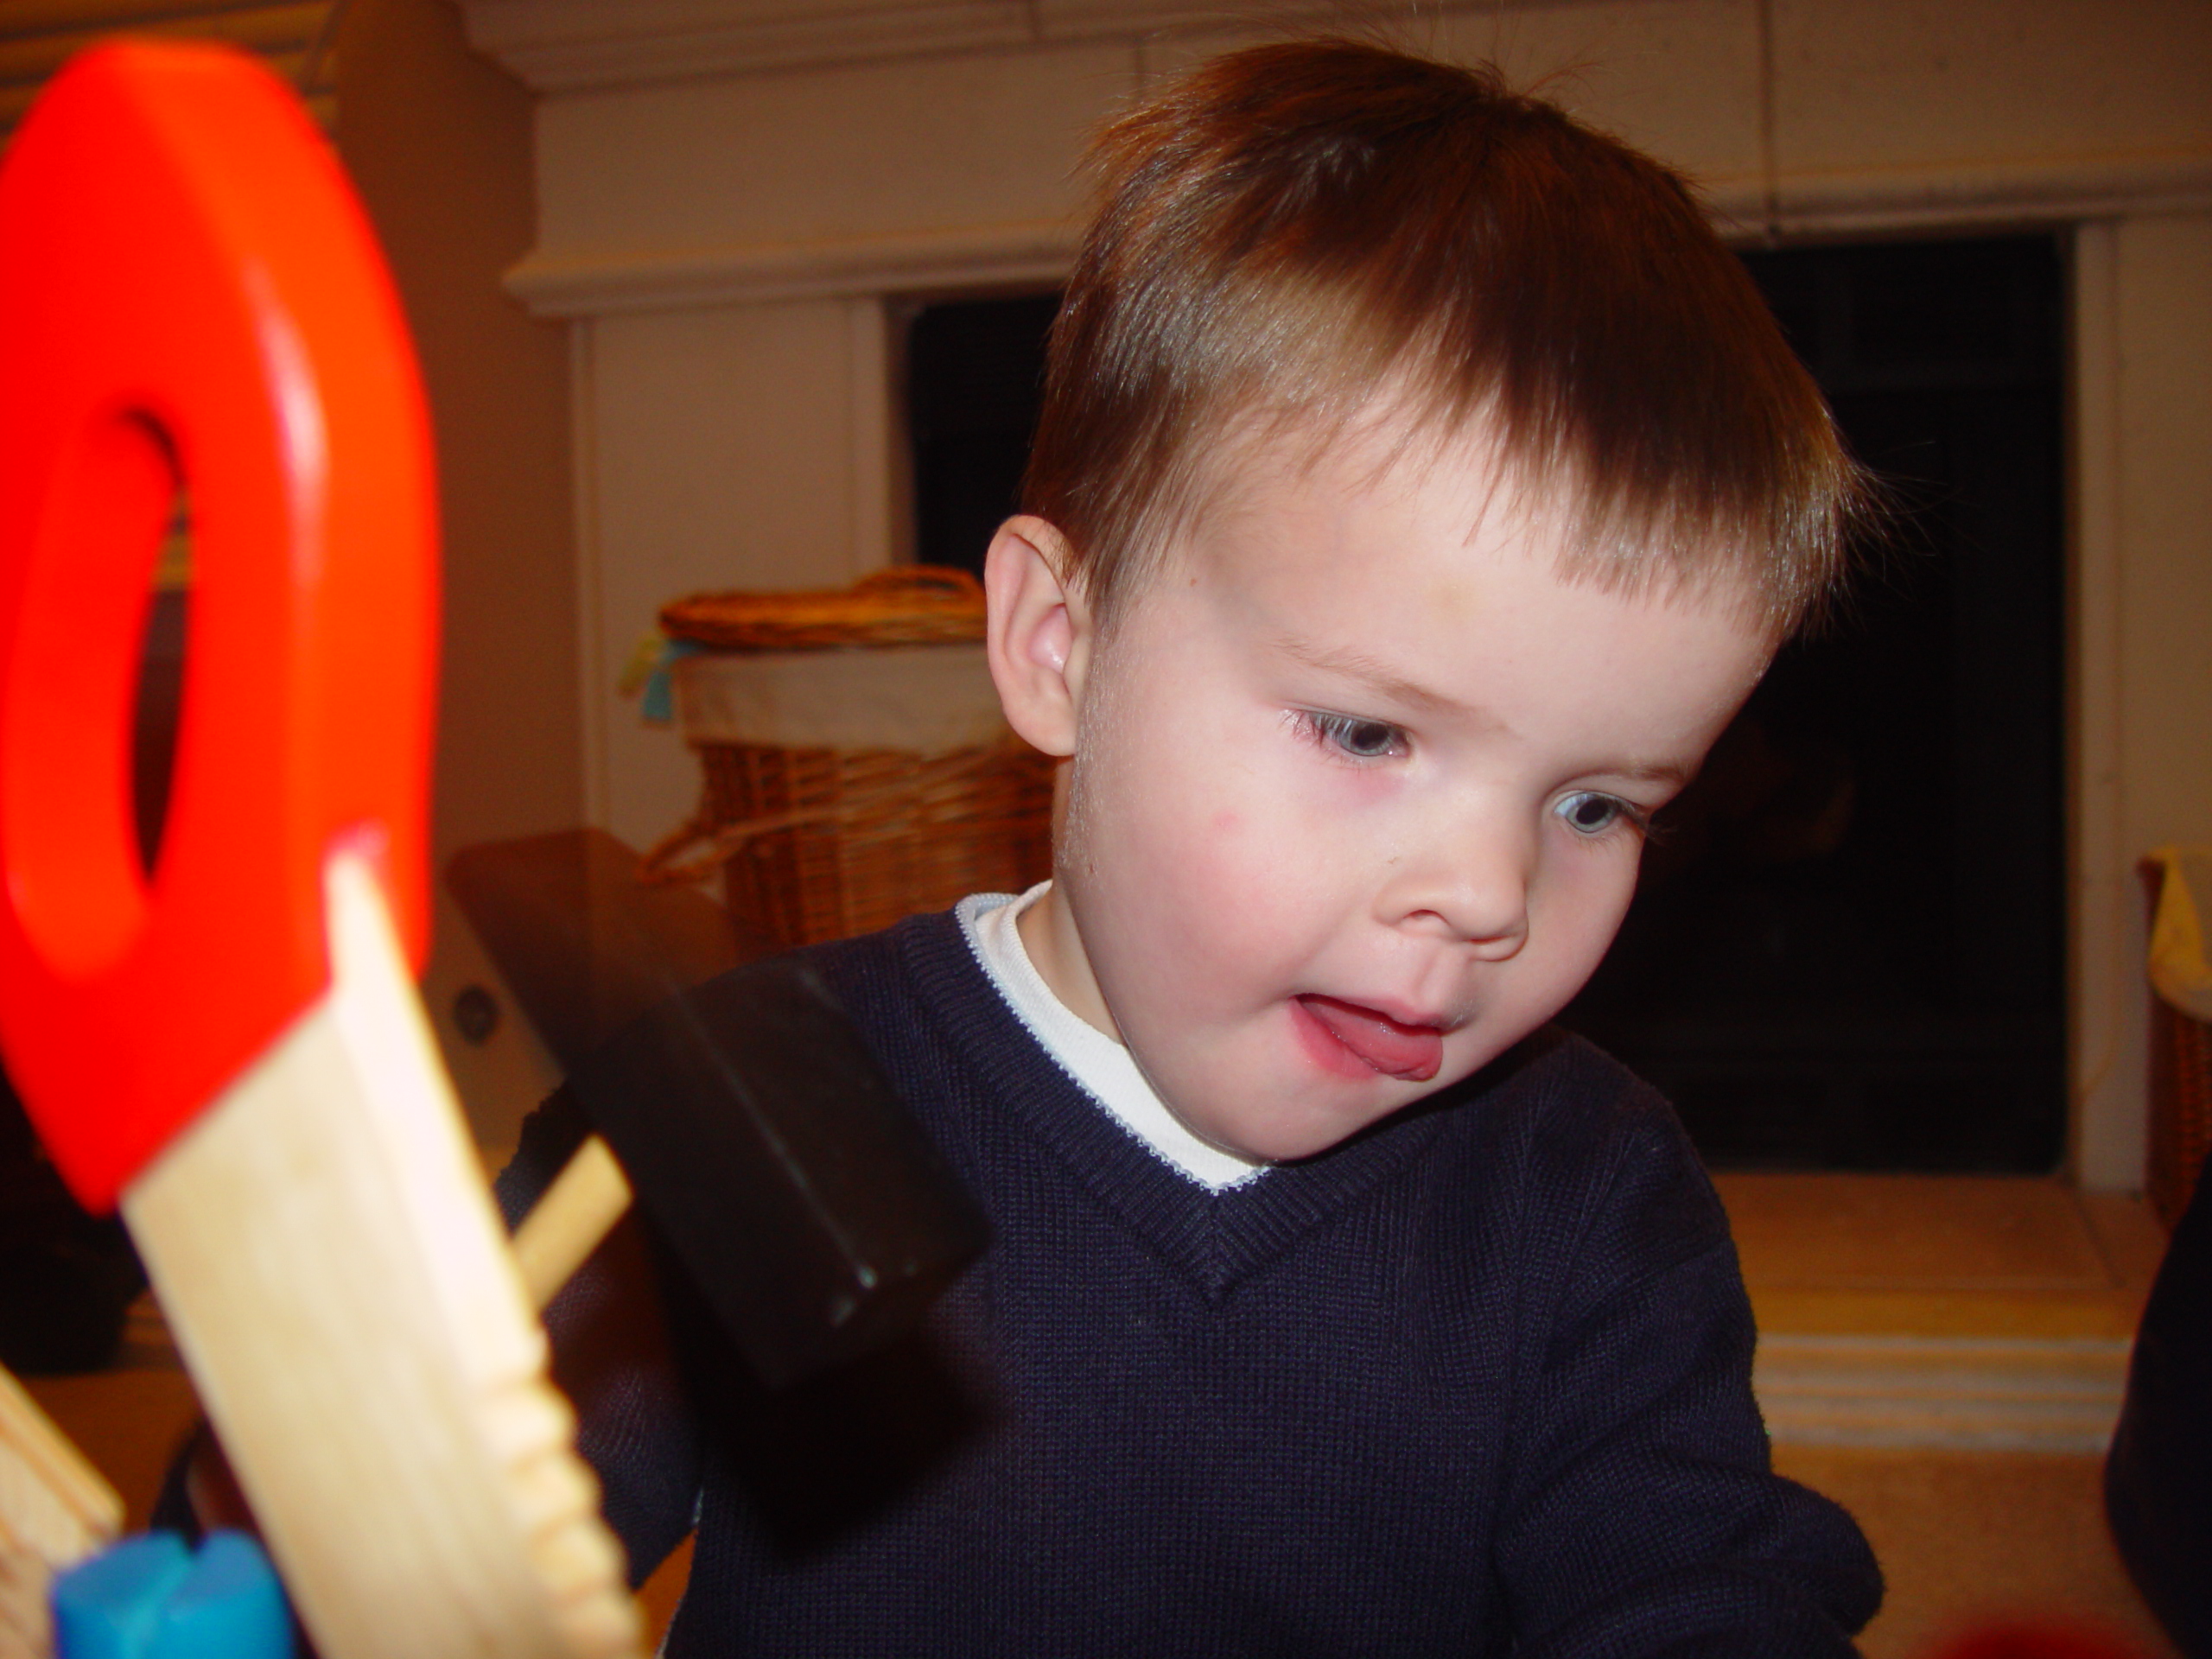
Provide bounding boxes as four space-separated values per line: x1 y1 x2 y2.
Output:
51 1530 293 1659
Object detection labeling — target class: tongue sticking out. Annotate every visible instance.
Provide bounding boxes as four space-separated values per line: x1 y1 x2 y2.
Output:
1298 996 1444 1082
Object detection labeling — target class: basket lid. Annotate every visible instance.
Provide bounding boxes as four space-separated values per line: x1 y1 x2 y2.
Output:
659 566 986 652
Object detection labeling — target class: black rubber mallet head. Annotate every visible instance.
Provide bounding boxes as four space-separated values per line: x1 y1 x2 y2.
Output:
448 829 987 1389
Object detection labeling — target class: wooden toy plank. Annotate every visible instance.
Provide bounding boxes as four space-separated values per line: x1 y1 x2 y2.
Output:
0 1363 120 1568
0 1541 53 1659
512 1135 632 1312
123 853 641 1659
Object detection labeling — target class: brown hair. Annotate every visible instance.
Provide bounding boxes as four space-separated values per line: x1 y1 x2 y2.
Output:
1021 39 1861 632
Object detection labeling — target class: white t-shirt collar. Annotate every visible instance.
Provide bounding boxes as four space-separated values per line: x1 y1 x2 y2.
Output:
957 885 1268 1192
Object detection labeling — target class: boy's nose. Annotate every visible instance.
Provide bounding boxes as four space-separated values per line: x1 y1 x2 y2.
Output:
1382 816 1531 957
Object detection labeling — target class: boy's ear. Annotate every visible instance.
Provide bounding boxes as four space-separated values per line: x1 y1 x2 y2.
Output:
983 514 1091 760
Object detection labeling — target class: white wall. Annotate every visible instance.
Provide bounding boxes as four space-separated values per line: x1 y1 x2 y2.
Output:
2071 212 2212 1186
338 0 580 1157
460 0 2212 1187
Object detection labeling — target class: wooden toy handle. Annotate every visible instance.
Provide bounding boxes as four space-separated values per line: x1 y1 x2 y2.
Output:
512 1136 635 1311
0 1363 123 1573
0 46 643 1659
122 851 643 1659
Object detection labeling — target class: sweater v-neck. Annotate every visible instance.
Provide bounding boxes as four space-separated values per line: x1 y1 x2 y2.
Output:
870 911 1453 1299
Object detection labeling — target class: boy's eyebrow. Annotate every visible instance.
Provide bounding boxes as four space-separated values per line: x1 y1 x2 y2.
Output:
1611 758 1694 788
1268 633 1473 719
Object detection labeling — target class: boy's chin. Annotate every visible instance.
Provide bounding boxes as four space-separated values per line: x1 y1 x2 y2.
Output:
1173 1096 1409 1165
1172 1046 1506 1163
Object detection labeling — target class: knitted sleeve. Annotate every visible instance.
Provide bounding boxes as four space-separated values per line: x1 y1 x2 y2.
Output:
1491 1061 1883 1656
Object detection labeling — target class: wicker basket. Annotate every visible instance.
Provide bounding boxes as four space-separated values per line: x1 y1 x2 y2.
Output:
2145 850 2212 1228
644 568 1054 947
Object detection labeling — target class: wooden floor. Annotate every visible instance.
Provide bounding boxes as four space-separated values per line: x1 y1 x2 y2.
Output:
1721 1173 2177 1657
1718 1173 2165 1342
1777 1444 2177 1659
22 1175 2184 1656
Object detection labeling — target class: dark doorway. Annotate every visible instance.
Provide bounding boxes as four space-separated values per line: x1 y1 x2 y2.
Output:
1567 237 2068 1171
900 234 2069 1173
906 292 1063 579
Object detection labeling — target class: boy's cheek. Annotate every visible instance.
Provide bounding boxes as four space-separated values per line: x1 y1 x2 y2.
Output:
1153 788 1345 919
1523 861 1643 1005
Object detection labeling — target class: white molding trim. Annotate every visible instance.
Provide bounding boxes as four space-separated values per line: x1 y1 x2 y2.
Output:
459 0 1033 92
846 296 900 577
1751 153 2212 240
505 158 2212 319
2068 222 2142 1192
459 0 1408 92
1754 1334 2131 1452
568 318 613 831
507 219 1078 317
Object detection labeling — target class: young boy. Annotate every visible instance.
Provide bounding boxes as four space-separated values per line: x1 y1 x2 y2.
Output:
523 38 1883 1656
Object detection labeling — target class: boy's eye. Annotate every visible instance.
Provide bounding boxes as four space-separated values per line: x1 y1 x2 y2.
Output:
1301 711 1408 760
1556 791 1647 838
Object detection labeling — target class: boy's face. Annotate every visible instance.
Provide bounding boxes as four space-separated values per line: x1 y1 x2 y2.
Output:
987 421 1775 1163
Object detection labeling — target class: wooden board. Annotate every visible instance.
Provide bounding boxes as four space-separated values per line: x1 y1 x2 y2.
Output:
0 1363 119 1571
124 853 642 1659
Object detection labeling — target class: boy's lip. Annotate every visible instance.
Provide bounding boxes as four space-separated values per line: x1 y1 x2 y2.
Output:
1291 995 1446 1082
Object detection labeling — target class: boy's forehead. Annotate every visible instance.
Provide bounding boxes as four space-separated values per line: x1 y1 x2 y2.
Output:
1175 397 1565 562
1151 404 1782 648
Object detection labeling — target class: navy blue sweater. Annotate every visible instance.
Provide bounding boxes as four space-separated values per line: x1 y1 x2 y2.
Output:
507 911 1879 1656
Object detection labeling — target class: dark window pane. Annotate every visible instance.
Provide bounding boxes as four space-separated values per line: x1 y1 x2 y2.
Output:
906 292 1062 576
